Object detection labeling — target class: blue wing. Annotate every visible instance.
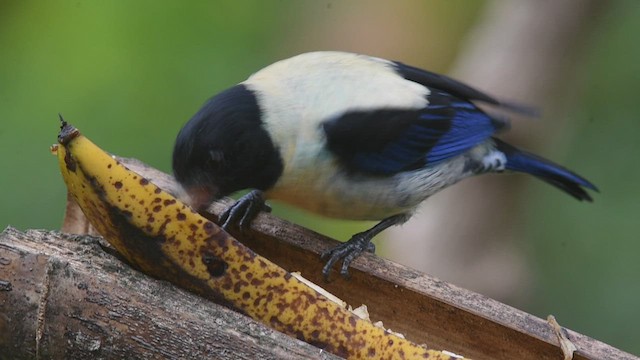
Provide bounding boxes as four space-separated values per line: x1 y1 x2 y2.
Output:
321 61 534 175
323 90 507 175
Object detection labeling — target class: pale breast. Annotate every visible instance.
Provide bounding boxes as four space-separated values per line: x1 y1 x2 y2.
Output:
265 142 494 220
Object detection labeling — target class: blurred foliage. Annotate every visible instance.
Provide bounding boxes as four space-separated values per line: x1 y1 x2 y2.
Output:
0 0 638 355
526 1 640 351
0 1 287 231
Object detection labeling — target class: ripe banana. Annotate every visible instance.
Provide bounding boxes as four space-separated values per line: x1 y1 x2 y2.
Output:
53 119 464 360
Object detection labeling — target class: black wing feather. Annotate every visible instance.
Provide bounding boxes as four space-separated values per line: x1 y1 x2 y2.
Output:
323 91 503 175
393 61 538 116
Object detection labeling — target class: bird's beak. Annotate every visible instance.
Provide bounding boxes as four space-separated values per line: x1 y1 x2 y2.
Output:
183 184 219 212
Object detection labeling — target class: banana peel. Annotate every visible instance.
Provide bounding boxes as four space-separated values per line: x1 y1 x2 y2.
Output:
53 119 464 360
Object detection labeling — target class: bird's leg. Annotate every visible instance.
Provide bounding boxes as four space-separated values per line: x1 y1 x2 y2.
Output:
321 213 410 279
219 190 271 231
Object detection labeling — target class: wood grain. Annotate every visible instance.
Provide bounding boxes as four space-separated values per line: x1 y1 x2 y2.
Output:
121 157 636 360
11 157 635 360
0 227 337 360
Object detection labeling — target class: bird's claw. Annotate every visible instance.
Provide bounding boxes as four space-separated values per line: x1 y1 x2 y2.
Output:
321 234 374 280
219 190 267 231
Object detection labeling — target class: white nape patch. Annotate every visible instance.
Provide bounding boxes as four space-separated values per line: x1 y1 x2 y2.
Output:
481 151 507 171
245 52 428 117
243 52 429 151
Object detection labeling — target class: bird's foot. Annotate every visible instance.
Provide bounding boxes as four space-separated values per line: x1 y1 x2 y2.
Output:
219 190 270 231
321 232 375 280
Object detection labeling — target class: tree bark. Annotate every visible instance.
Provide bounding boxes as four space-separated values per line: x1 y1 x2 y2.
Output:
1 156 635 359
0 227 336 360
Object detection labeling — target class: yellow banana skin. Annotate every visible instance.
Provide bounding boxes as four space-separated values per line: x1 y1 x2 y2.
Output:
55 121 462 360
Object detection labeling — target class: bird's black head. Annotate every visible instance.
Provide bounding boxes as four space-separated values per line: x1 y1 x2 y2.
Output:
172 84 283 210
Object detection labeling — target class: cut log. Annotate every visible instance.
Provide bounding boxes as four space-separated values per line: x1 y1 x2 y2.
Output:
0 227 337 360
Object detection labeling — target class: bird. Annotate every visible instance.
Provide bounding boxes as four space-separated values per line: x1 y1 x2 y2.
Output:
172 51 597 279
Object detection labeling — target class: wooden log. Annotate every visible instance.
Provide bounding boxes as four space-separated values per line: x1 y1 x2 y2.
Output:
121 158 637 360
0 227 337 360
5 157 636 360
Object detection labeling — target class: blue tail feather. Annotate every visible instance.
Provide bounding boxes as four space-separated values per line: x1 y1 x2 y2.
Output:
493 138 598 201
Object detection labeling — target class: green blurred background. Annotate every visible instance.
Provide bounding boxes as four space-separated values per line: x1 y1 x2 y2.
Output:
1 0 638 355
